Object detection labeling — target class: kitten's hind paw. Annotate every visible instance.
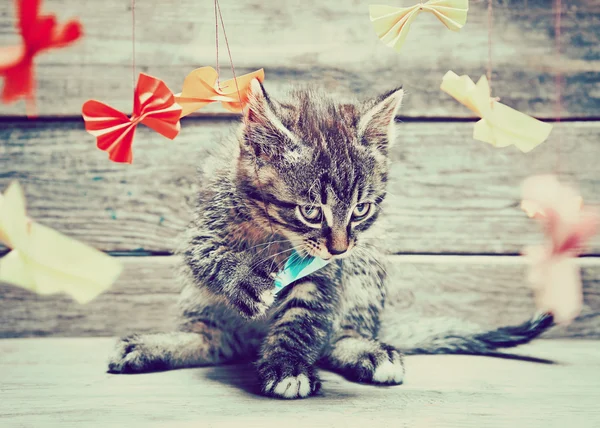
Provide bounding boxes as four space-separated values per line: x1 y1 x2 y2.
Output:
371 348 405 385
257 357 320 399
329 339 404 385
107 334 170 374
348 344 405 385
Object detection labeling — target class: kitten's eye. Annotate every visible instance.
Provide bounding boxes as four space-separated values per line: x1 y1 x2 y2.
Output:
352 203 371 220
298 205 322 223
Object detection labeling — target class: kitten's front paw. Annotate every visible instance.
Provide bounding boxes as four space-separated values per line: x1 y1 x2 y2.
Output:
107 334 169 374
345 344 405 385
257 357 320 399
229 269 276 320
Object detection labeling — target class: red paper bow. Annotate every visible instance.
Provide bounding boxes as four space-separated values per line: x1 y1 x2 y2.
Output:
0 0 83 114
82 73 182 164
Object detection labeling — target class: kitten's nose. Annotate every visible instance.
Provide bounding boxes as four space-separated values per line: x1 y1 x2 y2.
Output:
327 226 349 256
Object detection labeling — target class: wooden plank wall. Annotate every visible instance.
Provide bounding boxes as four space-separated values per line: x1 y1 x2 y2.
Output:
0 0 599 118
0 0 599 338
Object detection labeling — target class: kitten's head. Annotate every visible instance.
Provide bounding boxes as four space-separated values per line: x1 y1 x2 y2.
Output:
237 80 403 260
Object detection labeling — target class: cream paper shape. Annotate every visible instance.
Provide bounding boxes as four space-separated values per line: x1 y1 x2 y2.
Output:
0 182 123 303
440 71 553 152
370 0 469 52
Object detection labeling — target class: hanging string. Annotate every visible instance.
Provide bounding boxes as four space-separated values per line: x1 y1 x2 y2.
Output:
554 0 562 177
132 0 136 92
25 96 36 118
213 0 275 236
214 0 220 89
214 0 242 106
486 0 493 88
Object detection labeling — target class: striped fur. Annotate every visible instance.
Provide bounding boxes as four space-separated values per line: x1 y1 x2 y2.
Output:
107 82 554 398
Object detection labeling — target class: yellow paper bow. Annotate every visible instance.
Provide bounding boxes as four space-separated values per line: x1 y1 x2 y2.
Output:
0 182 123 304
370 0 469 52
440 71 553 152
175 67 265 118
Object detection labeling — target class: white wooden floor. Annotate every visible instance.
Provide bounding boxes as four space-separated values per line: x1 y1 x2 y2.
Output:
1 339 599 427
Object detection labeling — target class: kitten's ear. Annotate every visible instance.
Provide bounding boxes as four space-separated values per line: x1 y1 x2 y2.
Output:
244 79 273 125
241 79 296 157
358 87 404 152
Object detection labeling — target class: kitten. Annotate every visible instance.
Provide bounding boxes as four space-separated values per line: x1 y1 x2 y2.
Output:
107 80 554 399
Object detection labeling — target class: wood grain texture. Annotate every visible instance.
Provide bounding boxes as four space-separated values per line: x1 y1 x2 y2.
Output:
0 338 599 427
1 255 599 338
0 0 598 118
1 119 599 255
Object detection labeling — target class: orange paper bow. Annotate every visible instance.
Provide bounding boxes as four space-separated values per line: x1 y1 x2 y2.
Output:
175 67 265 117
521 175 599 324
82 73 182 164
0 0 83 114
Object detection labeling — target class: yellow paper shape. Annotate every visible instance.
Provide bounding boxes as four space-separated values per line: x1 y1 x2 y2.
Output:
0 182 123 303
440 71 553 152
175 67 265 117
370 0 469 52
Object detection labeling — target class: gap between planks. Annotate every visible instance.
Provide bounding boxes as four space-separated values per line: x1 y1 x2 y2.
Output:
4 115 600 123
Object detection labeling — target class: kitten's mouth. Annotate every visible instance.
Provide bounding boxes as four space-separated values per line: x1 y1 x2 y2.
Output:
326 246 355 260
303 241 356 261
299 246 330 261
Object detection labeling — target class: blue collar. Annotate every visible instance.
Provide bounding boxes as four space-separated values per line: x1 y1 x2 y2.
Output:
274 251 330 294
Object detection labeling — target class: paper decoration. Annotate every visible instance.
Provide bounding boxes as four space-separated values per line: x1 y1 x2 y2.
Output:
274 251 329 294
440 71 553 152
175 67 265 117
0 0 83 114
0 182 123 304
82 73 182 164
370 0 468 52
521 175 599 324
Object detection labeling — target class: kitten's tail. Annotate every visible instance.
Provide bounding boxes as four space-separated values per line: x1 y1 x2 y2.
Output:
382 313 555 362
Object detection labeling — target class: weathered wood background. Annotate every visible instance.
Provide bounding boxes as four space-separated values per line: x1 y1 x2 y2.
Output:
2 256 599 338
0 0 599 338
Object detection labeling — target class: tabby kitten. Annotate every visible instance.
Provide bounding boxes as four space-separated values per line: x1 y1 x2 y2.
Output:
108 80 554 399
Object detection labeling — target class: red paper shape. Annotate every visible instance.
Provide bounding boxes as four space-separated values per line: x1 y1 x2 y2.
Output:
0 0 83 112
82 73 182 164
521 175 599 324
